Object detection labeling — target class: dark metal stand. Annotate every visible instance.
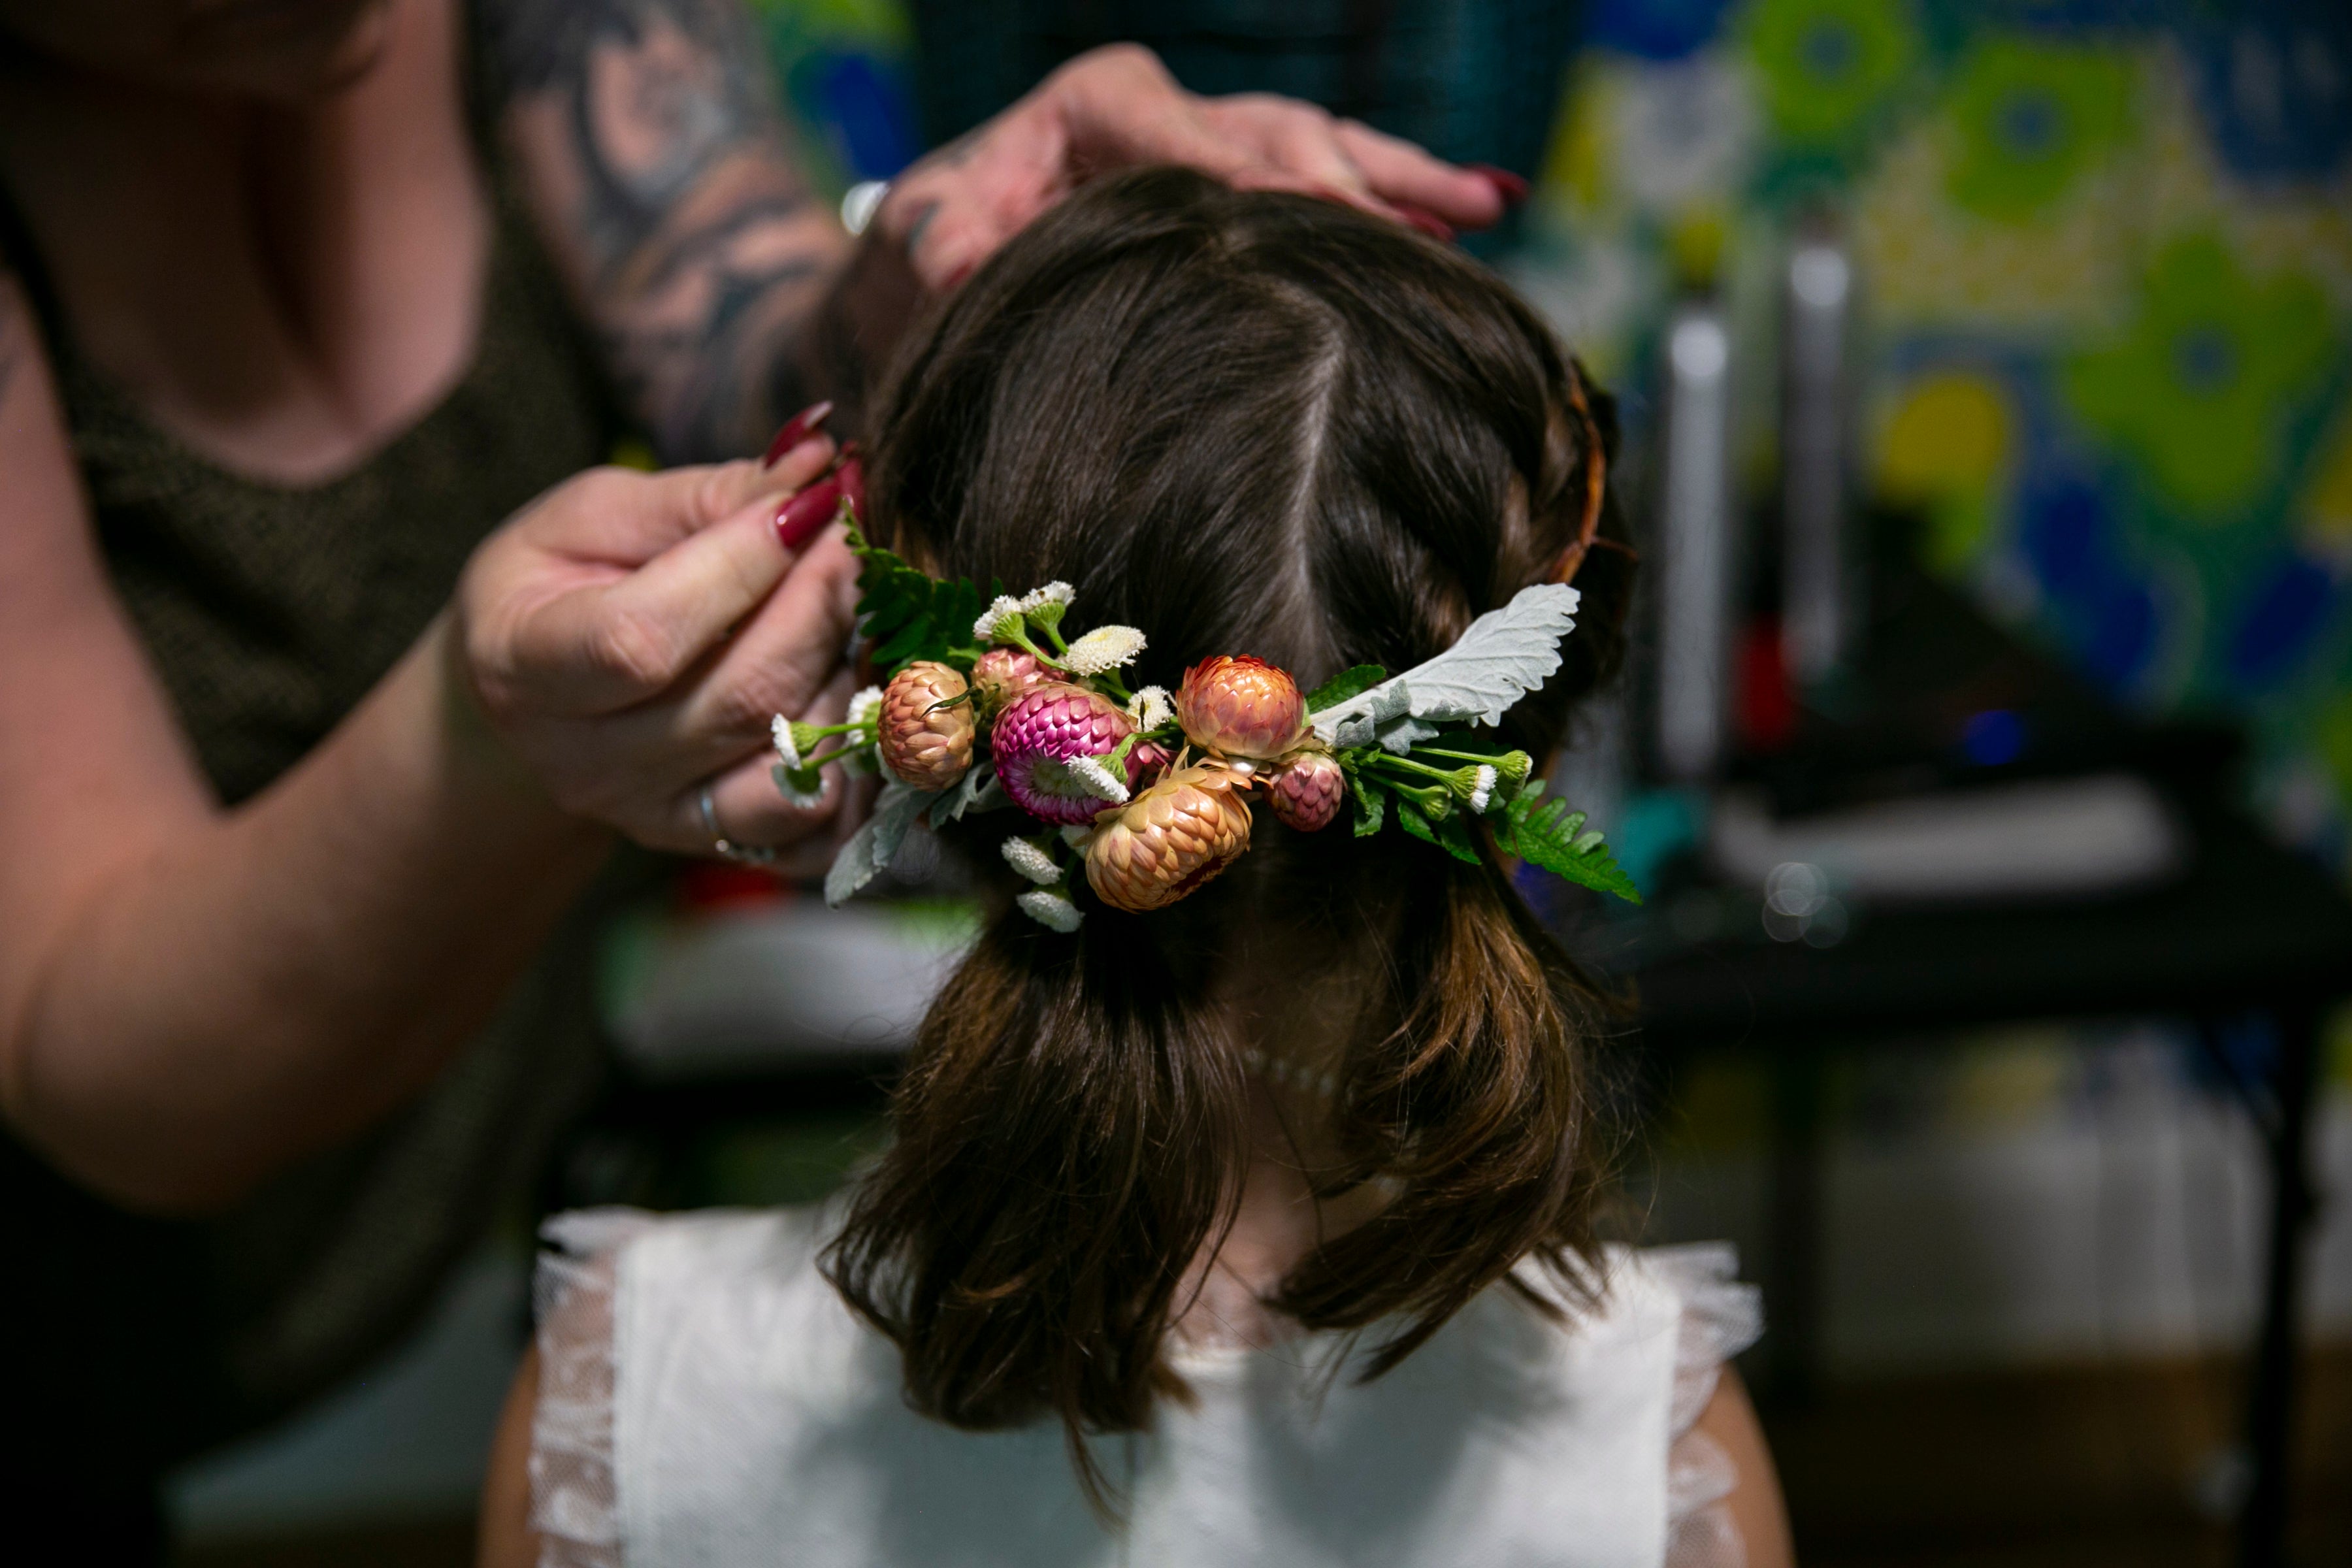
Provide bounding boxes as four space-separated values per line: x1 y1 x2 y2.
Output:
1612 808 2352 1566
2240 1004 2323 1568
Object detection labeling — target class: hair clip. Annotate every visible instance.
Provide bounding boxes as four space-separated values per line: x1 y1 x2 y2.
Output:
1548 357 1610 587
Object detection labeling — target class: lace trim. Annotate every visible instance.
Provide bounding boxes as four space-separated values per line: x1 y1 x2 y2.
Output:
1646 1243 1764 1568
529 1208 657 1568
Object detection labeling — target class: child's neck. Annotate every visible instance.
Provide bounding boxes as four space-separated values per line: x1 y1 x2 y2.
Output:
1172 1078 1386 1351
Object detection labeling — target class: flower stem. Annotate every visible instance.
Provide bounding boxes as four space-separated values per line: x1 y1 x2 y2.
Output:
1365 753 1460 786
1000 627 1066 672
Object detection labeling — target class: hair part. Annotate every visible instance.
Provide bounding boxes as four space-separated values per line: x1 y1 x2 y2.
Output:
823 167 1633 1511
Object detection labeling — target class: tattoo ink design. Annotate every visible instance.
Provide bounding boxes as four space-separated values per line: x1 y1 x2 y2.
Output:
484 0 849 461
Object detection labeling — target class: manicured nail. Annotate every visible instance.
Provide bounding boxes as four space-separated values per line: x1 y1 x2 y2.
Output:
1396 203 1455 242
763 400 834 466
833 451 866 527
1468 163 1530 206
775 474 844 551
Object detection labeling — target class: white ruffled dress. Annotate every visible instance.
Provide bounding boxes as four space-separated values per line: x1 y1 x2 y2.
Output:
529 1206 1760 1568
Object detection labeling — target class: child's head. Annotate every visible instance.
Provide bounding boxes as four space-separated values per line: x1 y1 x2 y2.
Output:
826 167 1631 1490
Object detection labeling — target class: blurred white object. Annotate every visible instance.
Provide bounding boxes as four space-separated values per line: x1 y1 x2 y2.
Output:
840 179 889 236
609 900 975 1080
1658 304 1734 782
1710 773 2185 903
1782 229 1853 686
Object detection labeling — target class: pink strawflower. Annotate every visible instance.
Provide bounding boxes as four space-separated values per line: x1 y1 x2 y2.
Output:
1126 737 1175 790
991 683 1137 826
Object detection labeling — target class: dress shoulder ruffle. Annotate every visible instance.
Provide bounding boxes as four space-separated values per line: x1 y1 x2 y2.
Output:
1644 1243 1765 1568
529 1207 659 1568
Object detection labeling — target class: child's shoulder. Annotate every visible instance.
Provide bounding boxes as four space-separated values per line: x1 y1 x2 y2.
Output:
541 1201 841 1327
1505 1239 1757 1346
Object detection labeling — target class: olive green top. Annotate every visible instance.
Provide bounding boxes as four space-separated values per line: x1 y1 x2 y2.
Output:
0 74 625 1482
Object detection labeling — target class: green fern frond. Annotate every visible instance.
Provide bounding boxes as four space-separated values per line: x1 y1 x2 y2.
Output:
1495 792 1642 903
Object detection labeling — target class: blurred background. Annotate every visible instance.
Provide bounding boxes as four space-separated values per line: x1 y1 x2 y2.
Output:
164 2 2352 1565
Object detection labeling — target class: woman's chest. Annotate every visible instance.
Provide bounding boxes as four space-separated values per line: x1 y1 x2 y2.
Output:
0 0 490 485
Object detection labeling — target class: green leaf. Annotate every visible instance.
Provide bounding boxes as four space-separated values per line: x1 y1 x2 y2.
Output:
845 525 994 674
1431 810 1482 866
1307 664 1388 713
1396 800 1436 847
1495 794 1641 904
1350 775 1388 838
872 612 934 670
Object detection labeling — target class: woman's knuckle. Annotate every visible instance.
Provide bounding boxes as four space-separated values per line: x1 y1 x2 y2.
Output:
591 610 683 692
715 668 809 734
1090 41 1159 74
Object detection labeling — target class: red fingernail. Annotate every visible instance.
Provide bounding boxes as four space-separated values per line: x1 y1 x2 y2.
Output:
775 474 843 551
763 400 834 466
1396 203 1456 242
833 451 866 527
1468 163 1530 206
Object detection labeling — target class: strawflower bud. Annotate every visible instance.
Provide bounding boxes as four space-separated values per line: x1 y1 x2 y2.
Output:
1084 764 1254 913
969 646 1048 713
1176 655 1307 760
1266 751 1346 832
877 662 975 791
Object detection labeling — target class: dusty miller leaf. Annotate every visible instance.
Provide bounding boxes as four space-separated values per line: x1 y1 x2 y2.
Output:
825 782 934 907
928 764 1007 828
1311 583 1581 741
1379 716 1439 754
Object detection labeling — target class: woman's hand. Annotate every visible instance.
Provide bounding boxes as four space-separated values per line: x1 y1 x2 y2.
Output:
872 43 1520 293
455 434 862 862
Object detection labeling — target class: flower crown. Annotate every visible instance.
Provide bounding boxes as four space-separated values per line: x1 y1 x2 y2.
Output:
774 526 1637 930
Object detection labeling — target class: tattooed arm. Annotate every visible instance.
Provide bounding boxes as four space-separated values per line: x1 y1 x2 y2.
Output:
482 8 1520 463
483 0 857 461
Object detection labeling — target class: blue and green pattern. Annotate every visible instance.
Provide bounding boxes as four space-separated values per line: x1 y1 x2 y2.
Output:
1541 0 2352 874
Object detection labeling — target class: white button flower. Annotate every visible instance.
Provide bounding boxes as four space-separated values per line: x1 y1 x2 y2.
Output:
1059 625 1147 677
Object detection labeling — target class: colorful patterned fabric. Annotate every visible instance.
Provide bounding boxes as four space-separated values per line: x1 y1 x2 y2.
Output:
1514 0 2352 874
750 0 923 196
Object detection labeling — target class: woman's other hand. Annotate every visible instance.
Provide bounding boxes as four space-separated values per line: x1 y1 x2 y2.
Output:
872 43 1518 293
456 433 861 861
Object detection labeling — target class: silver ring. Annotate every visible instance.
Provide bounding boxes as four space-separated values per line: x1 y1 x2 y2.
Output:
698 784 782 866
